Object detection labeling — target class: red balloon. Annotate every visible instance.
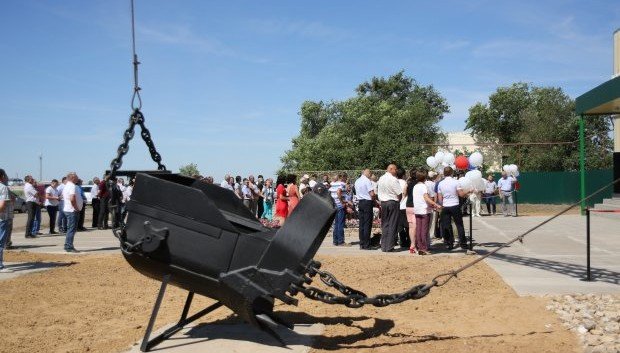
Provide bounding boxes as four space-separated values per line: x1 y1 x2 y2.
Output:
455 155 469 170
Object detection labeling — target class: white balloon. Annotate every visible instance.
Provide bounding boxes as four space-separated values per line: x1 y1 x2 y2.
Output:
509 164 518 173
465 170 482 181
472 170 482 180
503 165 510 172
443 152 455 165
458 177 473 192
435 151 445 163
469 152 483 167
475 178 485 191
442 162 449 167
426 156 438 168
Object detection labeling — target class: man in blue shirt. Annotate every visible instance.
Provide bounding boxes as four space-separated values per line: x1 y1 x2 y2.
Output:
329 174 348 246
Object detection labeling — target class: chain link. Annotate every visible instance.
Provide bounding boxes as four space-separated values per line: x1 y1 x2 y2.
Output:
289 261 436 308
108 108 166 178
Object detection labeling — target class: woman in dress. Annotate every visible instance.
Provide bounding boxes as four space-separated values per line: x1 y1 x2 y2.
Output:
286 174 299 215
274 175 289 226
261 178 275 221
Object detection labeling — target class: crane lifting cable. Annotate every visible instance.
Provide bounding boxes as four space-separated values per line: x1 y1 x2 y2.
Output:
105 1 620 352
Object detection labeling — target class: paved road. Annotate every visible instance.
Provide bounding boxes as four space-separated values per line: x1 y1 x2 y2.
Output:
472 213 620 295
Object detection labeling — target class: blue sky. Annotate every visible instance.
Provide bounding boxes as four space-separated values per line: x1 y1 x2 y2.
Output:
1 0 618 182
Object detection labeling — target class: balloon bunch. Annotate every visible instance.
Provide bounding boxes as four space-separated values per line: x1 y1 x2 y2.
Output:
458 169 485 192
426 151 455 173
426 151 485 173
502 164 519 177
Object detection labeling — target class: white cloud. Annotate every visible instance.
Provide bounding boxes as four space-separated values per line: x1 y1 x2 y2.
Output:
247 19 352 42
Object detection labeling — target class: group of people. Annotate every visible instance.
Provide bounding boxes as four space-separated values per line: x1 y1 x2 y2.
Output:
360 166 518 254
217 173 305 225
0 164 519 272
214 167 517 256
0 168 135 266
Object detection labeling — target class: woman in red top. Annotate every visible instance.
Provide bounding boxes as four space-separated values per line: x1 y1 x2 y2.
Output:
274 175 289 226
286 174 299 215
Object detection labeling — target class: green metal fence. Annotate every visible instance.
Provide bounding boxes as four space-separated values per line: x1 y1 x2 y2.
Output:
501 170 613 206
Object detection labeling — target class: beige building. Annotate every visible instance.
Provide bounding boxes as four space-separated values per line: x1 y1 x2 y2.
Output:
446 131 502 172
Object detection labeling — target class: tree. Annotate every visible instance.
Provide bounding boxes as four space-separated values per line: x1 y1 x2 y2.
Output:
281 71 449 171
179 163 200 177
466 83 613 171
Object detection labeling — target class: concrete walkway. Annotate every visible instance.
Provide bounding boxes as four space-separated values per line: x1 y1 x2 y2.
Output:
472 214 620 295
125 323 323 353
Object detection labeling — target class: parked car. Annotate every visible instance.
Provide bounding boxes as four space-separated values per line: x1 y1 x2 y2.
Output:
81 185 93 205
10 191 27 213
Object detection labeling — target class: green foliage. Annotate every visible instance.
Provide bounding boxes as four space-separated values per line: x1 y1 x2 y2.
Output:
466 83 613 171
178 163 200 177
281 71 449 171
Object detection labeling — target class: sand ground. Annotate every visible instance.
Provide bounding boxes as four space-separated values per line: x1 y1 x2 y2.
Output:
0 251 578 353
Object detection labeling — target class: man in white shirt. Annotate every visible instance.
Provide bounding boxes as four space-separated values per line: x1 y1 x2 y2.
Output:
483 174 497 215
57 176 68 233
299 174 309 197
90 177 100 228
44 179 60 234
377 164 402 252
220 174 234 191
425 171 438 245
437 166 469 250
497 172 517 217
354 169 376 250
23 175 40 238
62 172 84 253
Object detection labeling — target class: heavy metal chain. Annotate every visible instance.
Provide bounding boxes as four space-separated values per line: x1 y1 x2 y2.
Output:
289 261 437 308
108 109 166 178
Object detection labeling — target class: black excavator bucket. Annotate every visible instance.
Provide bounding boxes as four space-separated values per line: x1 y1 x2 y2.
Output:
121 173 335 350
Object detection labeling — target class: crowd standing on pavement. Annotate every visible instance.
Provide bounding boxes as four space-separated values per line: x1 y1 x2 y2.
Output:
0 162 517 263
0 170 135 256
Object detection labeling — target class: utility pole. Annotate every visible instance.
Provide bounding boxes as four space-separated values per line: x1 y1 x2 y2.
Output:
39 153 43 181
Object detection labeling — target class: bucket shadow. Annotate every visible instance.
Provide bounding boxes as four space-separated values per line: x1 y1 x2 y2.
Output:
157 311 556 351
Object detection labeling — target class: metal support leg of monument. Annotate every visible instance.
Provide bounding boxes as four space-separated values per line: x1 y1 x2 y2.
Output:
140 274 224 352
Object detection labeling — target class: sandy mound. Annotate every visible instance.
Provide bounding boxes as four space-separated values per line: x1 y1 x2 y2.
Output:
0 251 578 353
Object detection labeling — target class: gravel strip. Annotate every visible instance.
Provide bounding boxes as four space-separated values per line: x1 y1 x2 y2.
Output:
546 294 620 353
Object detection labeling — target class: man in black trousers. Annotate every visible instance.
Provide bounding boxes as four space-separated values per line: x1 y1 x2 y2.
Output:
377 164 402 252
354 169 376 250
437 167 470 250
97 175 110 229
23 175 40 238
